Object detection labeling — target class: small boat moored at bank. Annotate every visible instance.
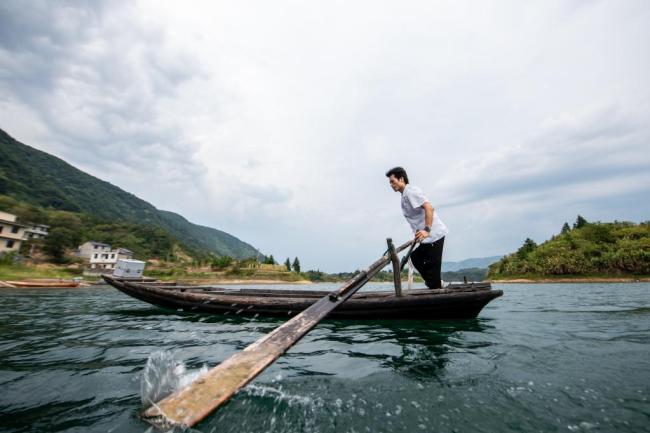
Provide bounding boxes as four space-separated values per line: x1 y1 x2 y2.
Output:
2 278 81 288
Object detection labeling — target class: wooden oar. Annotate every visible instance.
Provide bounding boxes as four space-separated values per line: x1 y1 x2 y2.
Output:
400 237 419 272
142 239 414 430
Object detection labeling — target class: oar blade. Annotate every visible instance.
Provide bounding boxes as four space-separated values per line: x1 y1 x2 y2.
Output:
142 299 333 429
142 347 279 428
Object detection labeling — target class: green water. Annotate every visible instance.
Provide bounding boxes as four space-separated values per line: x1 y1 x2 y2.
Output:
0 283 648 433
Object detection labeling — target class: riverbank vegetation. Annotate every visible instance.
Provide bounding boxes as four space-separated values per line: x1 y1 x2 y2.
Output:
488 216 650 280
0 195 297 282
0 194 198 263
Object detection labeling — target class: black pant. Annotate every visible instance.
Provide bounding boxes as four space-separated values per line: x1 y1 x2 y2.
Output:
410 237 444 289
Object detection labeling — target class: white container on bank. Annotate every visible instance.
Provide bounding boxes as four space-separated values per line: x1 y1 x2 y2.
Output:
112 259 146 279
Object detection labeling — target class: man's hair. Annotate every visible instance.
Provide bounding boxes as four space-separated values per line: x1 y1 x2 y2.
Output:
385 167 409 184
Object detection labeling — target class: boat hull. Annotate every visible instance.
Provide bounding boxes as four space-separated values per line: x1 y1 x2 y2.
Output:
103 276 502 320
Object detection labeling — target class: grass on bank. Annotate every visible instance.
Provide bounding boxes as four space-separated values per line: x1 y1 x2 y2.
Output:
0 264 82 281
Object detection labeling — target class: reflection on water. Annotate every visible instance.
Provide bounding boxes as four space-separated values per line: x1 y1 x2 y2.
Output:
321 318 493 379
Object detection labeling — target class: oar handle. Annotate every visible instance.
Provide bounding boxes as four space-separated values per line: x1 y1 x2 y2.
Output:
399 237 419 272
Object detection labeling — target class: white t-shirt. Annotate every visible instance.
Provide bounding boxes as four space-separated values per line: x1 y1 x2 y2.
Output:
401 184 449 244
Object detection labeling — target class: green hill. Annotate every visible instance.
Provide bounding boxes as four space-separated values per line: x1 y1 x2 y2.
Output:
488 216 650 279
0 128 258 259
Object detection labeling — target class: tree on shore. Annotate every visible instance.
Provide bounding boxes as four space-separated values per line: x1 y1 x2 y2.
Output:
211 255 233 270
561 222 571 234
573 215 588 229
516 238 537 259
43 227 81 262
284 257 291 271
292 257 301 273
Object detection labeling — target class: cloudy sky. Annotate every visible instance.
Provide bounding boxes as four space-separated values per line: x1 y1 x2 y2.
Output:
1 1 649 271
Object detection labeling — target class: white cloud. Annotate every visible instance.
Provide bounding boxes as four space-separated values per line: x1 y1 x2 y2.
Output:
436 105 650 207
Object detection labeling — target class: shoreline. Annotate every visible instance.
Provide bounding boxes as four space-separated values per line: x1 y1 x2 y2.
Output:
173 278 313 285
1 277 314 288
488 277 650 284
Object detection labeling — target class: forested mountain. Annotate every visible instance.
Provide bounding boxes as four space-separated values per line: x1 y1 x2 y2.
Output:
488 217 650 278
0 128 258 259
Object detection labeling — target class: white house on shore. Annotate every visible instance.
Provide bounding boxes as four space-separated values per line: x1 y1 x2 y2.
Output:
0 211 27 254
77 241 135 271
0 210 50 254
23 223 49 240
77 241 111 260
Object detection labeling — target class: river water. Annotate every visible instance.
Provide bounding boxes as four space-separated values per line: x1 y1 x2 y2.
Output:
0 283 648 433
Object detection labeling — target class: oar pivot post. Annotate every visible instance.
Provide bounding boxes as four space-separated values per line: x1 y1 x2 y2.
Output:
387 238 402 297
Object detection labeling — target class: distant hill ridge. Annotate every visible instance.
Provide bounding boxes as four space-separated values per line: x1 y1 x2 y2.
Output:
0 128 258 259
442 256 503 272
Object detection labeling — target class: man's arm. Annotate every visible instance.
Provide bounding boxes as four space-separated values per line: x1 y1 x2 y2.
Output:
415 202 434 241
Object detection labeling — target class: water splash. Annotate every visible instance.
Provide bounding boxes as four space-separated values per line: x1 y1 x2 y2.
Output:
238 384 326 433
143 426 204 433
244 384 322 408
140 350 208 408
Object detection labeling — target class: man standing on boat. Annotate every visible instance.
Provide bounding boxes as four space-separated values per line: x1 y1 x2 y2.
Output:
386 167 448 289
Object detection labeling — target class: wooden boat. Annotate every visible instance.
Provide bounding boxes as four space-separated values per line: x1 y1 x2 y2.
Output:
3 279 81 288
103 275 502 320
